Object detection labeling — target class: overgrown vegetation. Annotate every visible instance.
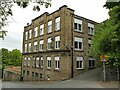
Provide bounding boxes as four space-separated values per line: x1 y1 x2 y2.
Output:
90 2 120 67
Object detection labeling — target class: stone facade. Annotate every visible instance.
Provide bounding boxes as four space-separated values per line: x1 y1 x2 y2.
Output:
22 5 98 81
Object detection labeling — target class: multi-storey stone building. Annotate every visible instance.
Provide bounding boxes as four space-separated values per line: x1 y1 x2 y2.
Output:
22 5 98 81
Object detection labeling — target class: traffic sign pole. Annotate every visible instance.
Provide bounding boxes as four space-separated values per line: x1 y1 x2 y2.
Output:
103 61 106 81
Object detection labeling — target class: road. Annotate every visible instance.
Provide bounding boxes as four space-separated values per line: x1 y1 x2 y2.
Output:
1 68 104 88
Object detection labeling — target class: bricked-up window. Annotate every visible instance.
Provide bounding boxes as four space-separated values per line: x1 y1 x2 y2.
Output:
28 43 31 52
55 57 60 70
25 31 28 40
24 44 27 53
47 57 51 69
55 36 60 49
36 57 39 67
40 57 43 68
74 37 83 50
88 23 94 35
89 58 95 68
55 17 60 31
39 40 44 51
32 57 36 67
48 20 52 33
74 18 82 32
40 24 44 35
88 39 91 47
47 38 52 50
34 41 38 52
29 30 32 39
24 57 27 66
76 57 83 69
28 57 31 66
34 27 38 37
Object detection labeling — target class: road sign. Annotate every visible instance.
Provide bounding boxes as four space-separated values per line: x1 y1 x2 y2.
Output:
100 55 107 62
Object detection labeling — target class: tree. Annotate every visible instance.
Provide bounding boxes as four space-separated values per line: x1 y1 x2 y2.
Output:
90 1 120 67
0 0 51 39
1 48 22 69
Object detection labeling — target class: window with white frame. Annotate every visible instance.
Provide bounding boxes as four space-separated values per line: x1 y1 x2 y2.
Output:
25 31 28 40
34 27 38 37
28 43 31 52
32 57 35 67
74 37 83 50
55 57 60 70
88 23 94 35
24 57 27 66
29 30 32 39
25 44 27 53
40 57 43 68
55 36 60 49
28 57 31 66
47 38 52 50
47 57 51 69
55 17 60 31
76 57 83 69
39 40 44 51
89 58 95 68
48 20 52 33
34 41 37 52
40 24 44 35
74 18 82 32
88 39 91 47
36 57 39 68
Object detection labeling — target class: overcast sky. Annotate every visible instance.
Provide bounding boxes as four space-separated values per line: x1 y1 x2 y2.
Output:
0 0 109 51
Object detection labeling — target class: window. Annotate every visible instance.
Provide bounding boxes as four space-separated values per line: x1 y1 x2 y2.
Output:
40 24 44 35
40 57 43 68
47 38 52 50
40 73 42 80
76 57 83 69
88 39 91 47
32 57 36 67
24 57 27 66
55 57 60 70
89 58 95 68
25 31 28 40
55 36 60 49
88 23 94 35
74 18 82 32
25 44 27 53
23 70 25 76
27 71 29 75
74 37 83 50
48 20 52 33
28 43 31 52
39 40 44 51
47 57 51 69
28 57 31 66
35 73 39 78
34 41 38 52
34 27 38 37
36 57 39 68
29 30 32 39
55 17 60 31
32 72 34 77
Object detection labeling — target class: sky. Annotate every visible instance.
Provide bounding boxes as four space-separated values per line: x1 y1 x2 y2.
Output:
0 0 109 51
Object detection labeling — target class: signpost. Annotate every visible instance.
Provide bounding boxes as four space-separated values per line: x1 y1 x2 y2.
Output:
100 55 107 81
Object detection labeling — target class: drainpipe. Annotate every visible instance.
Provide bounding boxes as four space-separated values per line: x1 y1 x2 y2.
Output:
71 13 74 78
